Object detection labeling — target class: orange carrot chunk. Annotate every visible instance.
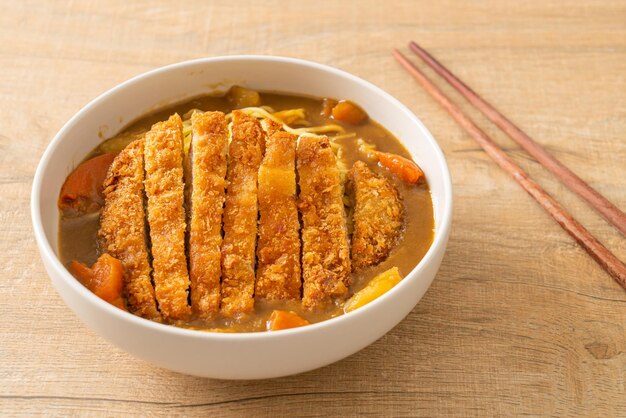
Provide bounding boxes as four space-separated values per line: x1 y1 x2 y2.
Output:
70 254 126 310
331 100 368 125
59 153 117 214
375 151 424 185
267 310 310 331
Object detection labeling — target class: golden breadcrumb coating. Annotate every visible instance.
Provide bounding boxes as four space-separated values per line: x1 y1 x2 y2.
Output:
220 111 264 317
347 161 404 270
260 118 282 137
144 114 191 320
255 131 301 301
297 135 351 309
187 111 228 318
98 139 160 321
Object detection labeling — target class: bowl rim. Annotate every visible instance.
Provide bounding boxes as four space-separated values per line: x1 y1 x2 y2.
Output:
31 54 453 341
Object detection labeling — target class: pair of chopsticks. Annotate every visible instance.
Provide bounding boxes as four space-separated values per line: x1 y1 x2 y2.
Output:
393 42 626 290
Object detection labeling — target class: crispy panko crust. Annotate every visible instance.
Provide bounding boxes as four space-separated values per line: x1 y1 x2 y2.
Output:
220 111 264 317
98 139 160 320
187 111 228 318
255 132 301 301
297 135 351 309
144 114 191 320
347 161 404 270
260 118 282 137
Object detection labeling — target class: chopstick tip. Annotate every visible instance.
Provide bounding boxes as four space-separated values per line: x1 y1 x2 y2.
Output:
409 41 423 53
392 48 405 60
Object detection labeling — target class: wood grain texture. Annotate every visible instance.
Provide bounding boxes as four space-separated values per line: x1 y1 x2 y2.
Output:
0 0 624 416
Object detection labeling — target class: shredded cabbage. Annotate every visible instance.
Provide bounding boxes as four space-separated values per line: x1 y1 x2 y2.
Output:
271 108 309 126
230 107 346 136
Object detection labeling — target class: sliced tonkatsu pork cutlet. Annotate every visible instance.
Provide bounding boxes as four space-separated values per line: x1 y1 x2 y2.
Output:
297 135 351 309
347 161 404 270
260 118 282 137
255 131 301 301
220 111 264 317
187 111 228 318
144 114 191 320
98 139 160 320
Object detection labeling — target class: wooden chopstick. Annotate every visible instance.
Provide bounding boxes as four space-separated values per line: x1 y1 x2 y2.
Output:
408 41 626 237
392 49 626 290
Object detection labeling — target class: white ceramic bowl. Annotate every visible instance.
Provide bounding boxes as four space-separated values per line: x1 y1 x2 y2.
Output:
31 55 452 379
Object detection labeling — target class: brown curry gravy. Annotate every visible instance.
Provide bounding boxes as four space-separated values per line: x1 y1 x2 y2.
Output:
58 91 434 332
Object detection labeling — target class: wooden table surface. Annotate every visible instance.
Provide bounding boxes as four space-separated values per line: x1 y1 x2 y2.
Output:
1 0 625 416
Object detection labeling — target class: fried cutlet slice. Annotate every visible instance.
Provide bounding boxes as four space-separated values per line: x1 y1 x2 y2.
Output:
297 135 351 309
187 111 228 318
347 161 404 270
255 131 301 301
144 114 191 320
261 118 282 137
98 139 160 321
220 111 264 317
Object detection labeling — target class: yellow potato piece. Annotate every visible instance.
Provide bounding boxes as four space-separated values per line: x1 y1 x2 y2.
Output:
226 85 261 109
344 267 402 313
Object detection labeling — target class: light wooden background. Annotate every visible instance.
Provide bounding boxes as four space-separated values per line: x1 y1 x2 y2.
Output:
1 0 624 416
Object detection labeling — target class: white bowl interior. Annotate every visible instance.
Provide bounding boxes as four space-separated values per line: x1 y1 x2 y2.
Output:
32 56 452 379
